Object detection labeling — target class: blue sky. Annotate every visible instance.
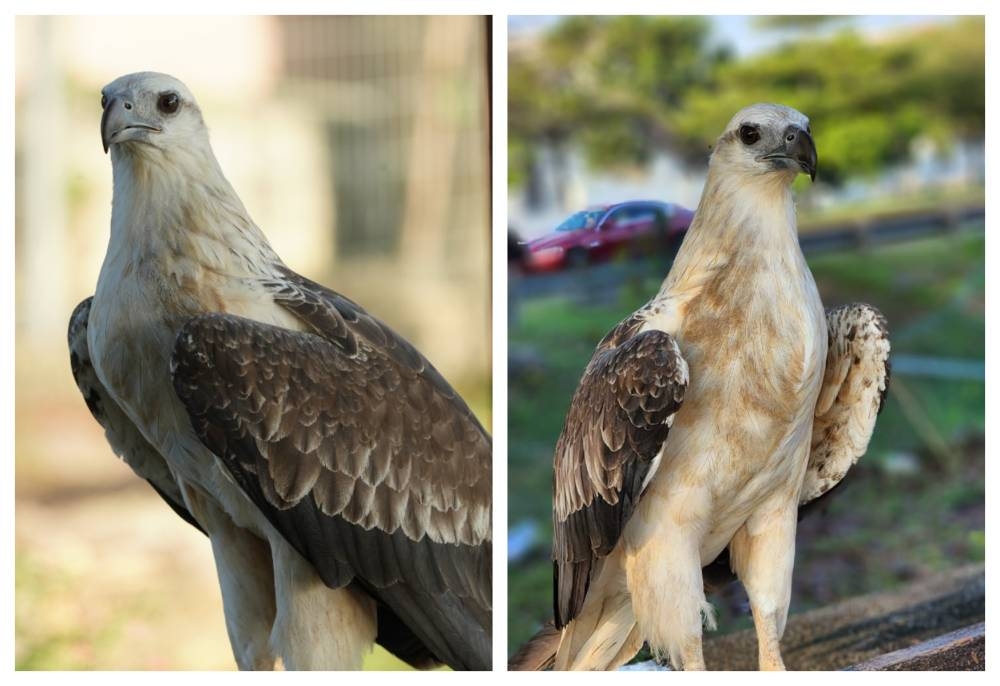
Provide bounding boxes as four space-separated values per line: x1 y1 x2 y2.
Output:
508 15 955 56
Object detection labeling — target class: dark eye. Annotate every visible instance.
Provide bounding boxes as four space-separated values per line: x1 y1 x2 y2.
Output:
739 124 760 145
157 92 180 114
100 94 107 109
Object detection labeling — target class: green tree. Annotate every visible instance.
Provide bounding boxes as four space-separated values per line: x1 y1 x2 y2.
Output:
509 16 984 187
752 16 843 30
674 18 984 183
508 16 728 185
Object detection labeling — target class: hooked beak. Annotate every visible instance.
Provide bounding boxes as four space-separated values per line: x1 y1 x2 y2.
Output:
100 97 160 153
761 126 817 182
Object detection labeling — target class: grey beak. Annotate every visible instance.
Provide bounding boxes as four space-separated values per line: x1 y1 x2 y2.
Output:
100 98 119 153
786 126 817 182
100 96 159 153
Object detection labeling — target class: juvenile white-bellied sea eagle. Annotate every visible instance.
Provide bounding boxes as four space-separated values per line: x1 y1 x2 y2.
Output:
68 72 491 670
510 104 889 671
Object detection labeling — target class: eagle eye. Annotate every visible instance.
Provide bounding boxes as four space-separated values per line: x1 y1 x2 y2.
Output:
739 124 760 146
157 92 180 115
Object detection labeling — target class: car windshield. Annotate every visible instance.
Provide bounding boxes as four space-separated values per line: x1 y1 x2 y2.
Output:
555 210 605 232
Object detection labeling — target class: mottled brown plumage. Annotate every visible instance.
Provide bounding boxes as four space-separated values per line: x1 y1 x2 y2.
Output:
516 301 890 670
803 304 891 504
173 275 491 547
170 286 492 669
551 321 687 628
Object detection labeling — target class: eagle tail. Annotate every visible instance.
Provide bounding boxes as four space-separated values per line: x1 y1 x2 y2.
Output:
550 550 642 670
508 622 560 671
554 602 640 670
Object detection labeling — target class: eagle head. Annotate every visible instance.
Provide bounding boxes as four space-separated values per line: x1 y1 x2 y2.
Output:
712 103 817 182
100 72 206 155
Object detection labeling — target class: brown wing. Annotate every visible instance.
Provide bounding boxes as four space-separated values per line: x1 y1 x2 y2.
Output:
552 314 687 628
170 274 492 671
68 297 205 535
801 303 891 505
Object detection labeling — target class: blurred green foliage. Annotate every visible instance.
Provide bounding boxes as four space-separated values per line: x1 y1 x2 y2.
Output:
510 16 984 185
752 16 844 30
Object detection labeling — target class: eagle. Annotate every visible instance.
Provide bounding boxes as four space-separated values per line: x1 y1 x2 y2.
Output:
512 104 890 671
67 72 492 671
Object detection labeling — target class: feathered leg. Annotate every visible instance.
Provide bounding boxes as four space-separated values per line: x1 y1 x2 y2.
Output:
268 536 377 670
624 513 713 671
729 497 798 671
180 483 278 670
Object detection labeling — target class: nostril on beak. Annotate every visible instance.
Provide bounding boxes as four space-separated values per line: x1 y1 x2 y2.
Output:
786 132 796 142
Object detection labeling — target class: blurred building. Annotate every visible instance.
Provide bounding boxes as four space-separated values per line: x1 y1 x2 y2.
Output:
15 15 491 383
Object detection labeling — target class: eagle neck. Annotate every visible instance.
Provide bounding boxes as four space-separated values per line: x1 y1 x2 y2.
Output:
660 170 801 298
105 145 279 280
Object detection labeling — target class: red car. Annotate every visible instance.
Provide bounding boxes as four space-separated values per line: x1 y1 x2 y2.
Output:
523 201 694 273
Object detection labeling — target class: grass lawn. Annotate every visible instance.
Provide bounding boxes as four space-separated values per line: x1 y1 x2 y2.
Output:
507 230 984 657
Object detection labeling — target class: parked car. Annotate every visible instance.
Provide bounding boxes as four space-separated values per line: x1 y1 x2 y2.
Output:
522 201 694 272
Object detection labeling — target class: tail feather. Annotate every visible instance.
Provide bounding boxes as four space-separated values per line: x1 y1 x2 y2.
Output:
508 622 560 671
552 550 641 670
554 559 592 628
536 545 752 670
555 598 640 670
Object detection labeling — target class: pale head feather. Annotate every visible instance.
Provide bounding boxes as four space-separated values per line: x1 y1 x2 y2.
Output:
709 103 812 184
101 72 211 162
98 72 276 282
660 103 815 296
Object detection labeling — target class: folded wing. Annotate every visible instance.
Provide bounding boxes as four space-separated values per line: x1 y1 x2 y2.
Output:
552 315 687 627
170 271 492 670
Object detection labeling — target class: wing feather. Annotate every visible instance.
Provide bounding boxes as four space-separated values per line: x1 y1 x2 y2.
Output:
170 276 492 670
801 303 891 505
552 313 687 628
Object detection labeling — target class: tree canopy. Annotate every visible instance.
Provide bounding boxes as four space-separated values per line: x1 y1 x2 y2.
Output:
509 16 984 186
